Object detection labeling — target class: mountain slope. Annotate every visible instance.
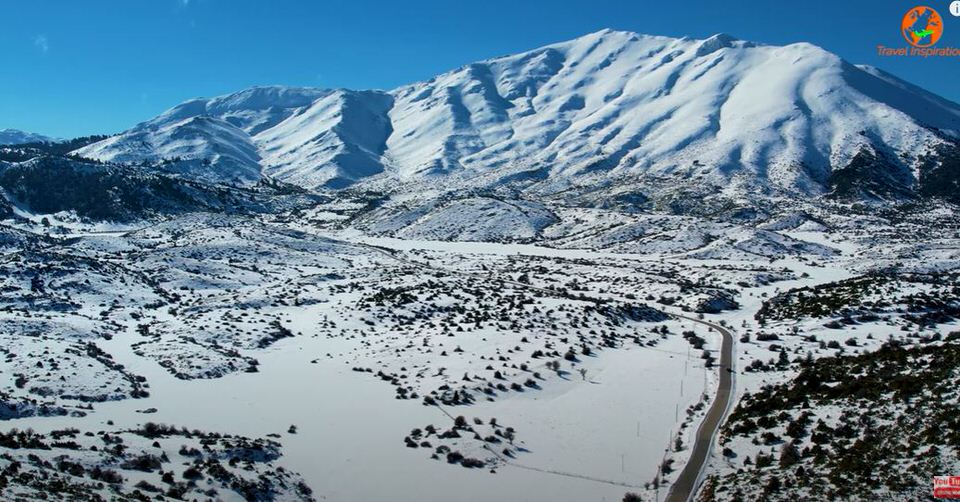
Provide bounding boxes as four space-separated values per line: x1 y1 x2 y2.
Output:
0 156 317 221
75 30 960 202
257 90 394 189
0 129 58 146
76 87 331 185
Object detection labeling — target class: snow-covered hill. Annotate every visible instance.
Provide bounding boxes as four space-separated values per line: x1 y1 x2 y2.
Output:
0 129 57 145
77 29 960 202
0 156 319 221
73 86 328 184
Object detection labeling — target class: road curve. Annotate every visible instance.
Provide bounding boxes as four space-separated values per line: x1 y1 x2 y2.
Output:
664 315 735 502
352 239 737 501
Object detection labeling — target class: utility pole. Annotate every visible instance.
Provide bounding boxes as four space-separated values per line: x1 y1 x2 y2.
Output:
654 463 660 502
703 364 707 395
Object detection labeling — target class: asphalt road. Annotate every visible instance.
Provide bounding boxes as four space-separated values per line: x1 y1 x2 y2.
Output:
356 239 737 501
664 315 735 502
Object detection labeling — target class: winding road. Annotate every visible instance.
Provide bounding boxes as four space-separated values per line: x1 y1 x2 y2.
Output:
664 315 735 502
354 238 738 501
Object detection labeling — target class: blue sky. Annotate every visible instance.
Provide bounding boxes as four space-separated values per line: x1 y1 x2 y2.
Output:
3 0 959 138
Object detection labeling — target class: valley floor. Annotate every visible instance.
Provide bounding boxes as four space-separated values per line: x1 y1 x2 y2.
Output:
0 203 957 501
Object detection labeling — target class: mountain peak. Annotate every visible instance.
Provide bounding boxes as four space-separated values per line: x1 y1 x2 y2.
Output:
75 29 960 201
566 28 670 45
0 129 58 146
571 29 742 46
705 32 738 43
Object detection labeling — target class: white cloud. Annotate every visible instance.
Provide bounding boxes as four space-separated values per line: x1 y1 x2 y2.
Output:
33 35 49 54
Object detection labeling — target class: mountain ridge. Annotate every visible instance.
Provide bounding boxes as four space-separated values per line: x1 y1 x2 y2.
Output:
0 129 59 146
71 29 960 204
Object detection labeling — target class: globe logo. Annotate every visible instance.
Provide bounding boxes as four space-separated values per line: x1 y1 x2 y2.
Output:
902 6 943 47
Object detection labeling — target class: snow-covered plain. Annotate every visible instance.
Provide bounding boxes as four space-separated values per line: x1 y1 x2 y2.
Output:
0 188 958 502
3 191 955 502
2 210 744 501
24 312 712 502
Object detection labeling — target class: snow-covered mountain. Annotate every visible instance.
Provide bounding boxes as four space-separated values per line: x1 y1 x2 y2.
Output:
0 129 58 145
76 29 960 202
